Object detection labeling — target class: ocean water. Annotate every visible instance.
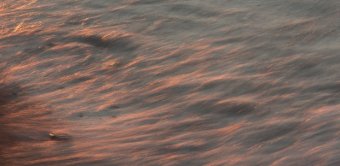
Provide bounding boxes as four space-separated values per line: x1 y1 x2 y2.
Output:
0 0 339 165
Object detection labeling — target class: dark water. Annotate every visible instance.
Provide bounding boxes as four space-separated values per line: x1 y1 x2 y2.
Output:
0 0 339 165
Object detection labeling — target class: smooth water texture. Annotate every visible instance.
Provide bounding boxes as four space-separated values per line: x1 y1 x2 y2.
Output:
0 0 339 165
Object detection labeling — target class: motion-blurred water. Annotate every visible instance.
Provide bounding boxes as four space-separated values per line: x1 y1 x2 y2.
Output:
0 0 339 165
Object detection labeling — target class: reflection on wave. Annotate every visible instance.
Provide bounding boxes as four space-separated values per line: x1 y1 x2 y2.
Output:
1 0 339 165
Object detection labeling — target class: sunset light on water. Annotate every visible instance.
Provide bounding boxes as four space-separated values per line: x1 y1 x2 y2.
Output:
0 0 339 165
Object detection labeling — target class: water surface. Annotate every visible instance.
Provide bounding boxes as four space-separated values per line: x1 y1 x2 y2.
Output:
0 0 339 165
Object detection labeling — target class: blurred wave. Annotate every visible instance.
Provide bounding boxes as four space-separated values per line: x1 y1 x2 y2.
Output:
0 0 339 165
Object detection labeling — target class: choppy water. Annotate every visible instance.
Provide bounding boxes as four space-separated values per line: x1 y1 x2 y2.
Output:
0 0 339 165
